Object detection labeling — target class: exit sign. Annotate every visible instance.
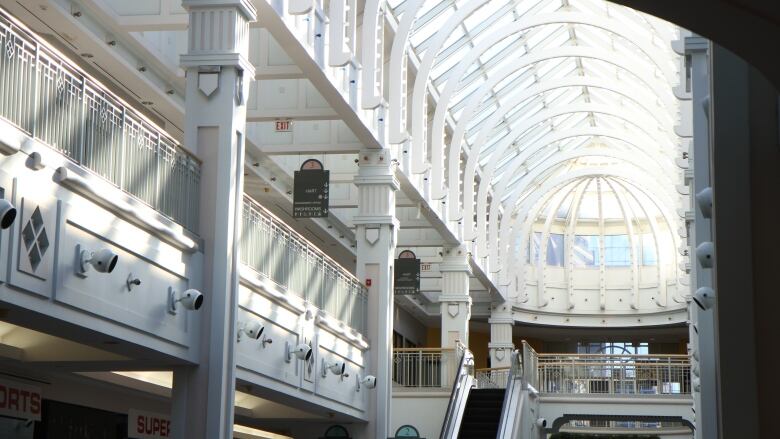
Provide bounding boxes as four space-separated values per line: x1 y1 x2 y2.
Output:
275 119 291 132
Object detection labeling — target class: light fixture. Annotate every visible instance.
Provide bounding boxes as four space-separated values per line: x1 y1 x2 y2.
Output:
0 199 16 229
78 246 118 275
355 374 376 391
321 359 346 377
168 288 203 314
285 342 312 363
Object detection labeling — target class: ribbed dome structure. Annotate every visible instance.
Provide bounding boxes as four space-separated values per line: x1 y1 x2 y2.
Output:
519 175 680 315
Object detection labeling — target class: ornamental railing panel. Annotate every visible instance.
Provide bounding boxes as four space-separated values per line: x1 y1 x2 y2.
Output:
536 353 691 395
241 197 367 333
0 10 200 231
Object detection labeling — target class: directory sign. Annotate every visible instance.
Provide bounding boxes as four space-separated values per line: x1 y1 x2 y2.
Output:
394 250 420 295
293 159 329 218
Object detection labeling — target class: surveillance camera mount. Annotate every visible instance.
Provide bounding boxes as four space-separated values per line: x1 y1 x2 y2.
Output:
126 273 141 291
167 287 178 315
285 341 293 363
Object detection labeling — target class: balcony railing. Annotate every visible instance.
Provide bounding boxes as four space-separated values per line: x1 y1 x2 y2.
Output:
240 197 367 333
0 10 200 230
391 347 465 389
536 353 691 395
474 367 510 389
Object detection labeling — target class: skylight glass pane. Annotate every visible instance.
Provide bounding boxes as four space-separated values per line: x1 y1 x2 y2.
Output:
573 235 599 267
640 233 657 265
604 235 631 266
547 233 564 266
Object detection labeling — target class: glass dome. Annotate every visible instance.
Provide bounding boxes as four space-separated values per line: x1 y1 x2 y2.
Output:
528 176 674 270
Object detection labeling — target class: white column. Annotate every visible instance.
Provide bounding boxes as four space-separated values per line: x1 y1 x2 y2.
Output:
686 36 717 439
488 305 514 368
353 148 398 439
172 2 255 439
439 244 472 348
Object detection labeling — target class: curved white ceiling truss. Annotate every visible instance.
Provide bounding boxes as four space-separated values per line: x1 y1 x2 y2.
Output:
376 0 686 314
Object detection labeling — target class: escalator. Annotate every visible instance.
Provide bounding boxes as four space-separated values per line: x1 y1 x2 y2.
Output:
457 388 506 438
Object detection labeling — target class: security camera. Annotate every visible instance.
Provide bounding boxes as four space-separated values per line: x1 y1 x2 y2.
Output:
695 242 714 269
322 359 346 377
695 187 713 218
356 374 377 391
238 320 264 342
0 199 16 229
692 287 715 311
286 342 312 362
536 418 547 429
168 288 204 314
79 247 119 274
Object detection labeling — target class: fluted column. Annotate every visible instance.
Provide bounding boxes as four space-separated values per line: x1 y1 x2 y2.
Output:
439 244 472 348
488 305 514 368
171 1 255 438
353 148 398 439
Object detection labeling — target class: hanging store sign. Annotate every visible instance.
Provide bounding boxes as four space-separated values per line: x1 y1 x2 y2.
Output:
0 378 42 421
275 119 292 132
394 250 420 295
293 159 329 218
128 409 171 439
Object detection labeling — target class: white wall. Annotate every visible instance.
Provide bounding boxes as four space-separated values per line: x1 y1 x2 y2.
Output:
391 392 450 439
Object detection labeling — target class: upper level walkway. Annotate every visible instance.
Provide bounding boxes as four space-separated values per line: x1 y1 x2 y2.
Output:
391 343 693 437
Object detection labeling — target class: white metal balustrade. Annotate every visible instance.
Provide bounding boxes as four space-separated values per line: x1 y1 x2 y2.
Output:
536 353 691 395
474 367 510 389
241 197 367 333
0 10 200 230
392 348 465 389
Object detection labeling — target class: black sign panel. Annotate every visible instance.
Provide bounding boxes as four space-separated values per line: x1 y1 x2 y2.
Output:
394 258 421 295
293 169 330 218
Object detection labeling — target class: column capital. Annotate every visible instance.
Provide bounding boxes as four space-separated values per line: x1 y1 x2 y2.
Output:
180 0 256 74
488 316 514 325
439 244 471 273
684 36 709 54
182 0 257 20
354 149 399 188
353 149 399 228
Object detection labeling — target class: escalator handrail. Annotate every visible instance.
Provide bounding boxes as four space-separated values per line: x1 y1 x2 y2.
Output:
439 343 473 439
495 349 522 438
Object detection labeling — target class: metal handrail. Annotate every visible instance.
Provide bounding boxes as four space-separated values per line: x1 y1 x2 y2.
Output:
496 349 523 438
439 342 474 439
391 347 460 388
0 8 200 230
474 367 510 389
536 353 691 395
240 196 367 333
538 353 690 359
394 347 456 352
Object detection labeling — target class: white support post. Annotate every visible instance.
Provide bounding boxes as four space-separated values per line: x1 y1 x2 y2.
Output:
353 148 398 439
439 244 472 348
488 305 514 369
686 36 717 439
171 2 255 439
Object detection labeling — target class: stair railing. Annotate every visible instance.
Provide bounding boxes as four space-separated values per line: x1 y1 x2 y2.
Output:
496 349 523 438
439 342 475 439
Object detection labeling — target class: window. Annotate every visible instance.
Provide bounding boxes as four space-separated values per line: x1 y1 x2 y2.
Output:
547 233 564 266
604 235 631 266
640 233 657 265
573 235 599 266
530 232 564 266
